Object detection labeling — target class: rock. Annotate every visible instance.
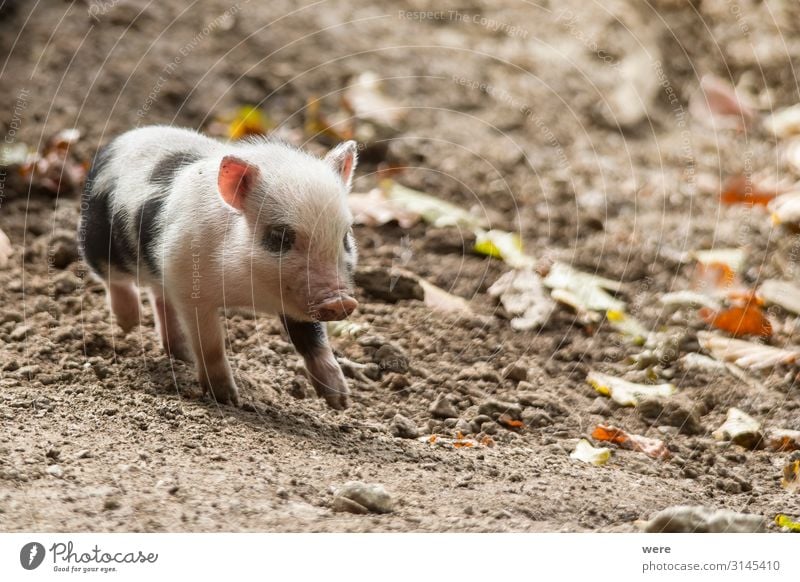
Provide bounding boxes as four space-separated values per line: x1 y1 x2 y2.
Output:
429 394 458 419
36 229 79 269
588 396 614 416
637 399 704 435
383 373 410 391
470 414 492 433
373 343 409 374
481 421 499 435
390 414 419 439
46 465 63 478
521 408 554 428
9 325 30 341
354 266 424 303
454 418 472 434
478 399 522 420
502 362 528 383
75 449 92 460
103 497 121 511
52 272 80 296
289 376 309 399
333 481 393 514
644 506 766 533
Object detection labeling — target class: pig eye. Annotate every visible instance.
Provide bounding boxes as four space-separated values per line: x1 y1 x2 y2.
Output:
263 226 295 254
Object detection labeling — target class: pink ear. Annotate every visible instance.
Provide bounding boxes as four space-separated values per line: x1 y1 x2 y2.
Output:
218 156 259 211
325 141 358 190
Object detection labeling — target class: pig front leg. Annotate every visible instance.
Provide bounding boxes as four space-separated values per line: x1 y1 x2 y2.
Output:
150 291 192 362
281 316 350 410
179 305 240 406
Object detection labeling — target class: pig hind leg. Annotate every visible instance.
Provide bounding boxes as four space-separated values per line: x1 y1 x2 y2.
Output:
108 280 141 333
178 305 240 406
281 316 350 410
150 291 191 361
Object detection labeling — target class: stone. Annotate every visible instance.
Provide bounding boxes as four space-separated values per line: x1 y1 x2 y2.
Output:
333 481 393 514
389 414 419 439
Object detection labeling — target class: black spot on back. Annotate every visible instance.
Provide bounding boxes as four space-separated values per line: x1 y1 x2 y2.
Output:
136 196 166 275
79 187 137 277
149 151 200 188
84 143 113 192
281 316 326 355
79 142 137 276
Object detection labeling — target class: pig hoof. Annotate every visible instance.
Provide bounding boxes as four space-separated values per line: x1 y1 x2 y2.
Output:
307 366 351 410
166 343 193 363
201 376 241 407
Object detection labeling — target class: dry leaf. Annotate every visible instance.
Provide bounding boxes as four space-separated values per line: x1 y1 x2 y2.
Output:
782 460 800 492
488 268 556 331
20 129 87 196
342 71 406 129
764 104 800 137
700 303 772 338
227 105 272 140
692 247 745 273
418 278 473 314
587 371 675 407
382 179 484 229
498 414 524 430
712 407 763 449
659 290 721 312
775 514 800 532
570 439 612 466
689 74 755 131
698 331 800 370
719 173 782 206
606 309 648 344
759 279 800 315
0 228 11 270
327 320 369 339
304 96 354 143
766 429 800 452
769 190 800 226
543 262 625 319
474 229 534 268
419 433 487 449
348 187 421 228
591 424 671 460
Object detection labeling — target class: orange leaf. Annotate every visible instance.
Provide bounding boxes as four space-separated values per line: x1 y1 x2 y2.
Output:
592 424 670 460
691 262 737 294
701 304 772 338
498 414 524 429
720 174 779 207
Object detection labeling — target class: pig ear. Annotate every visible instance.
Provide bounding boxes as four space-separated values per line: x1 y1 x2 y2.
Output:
325 140 358 190
218 156 260 212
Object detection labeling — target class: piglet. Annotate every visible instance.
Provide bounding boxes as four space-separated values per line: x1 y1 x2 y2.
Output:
78 126 359 409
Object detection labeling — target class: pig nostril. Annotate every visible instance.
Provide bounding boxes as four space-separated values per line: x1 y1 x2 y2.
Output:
314 297 358 321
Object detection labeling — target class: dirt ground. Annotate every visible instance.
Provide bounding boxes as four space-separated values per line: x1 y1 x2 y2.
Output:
1 0 800 532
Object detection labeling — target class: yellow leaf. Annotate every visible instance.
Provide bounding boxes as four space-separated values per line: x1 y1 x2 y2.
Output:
587 371 675 407
570 439 612 466
775 514 800 532
228 106 271 140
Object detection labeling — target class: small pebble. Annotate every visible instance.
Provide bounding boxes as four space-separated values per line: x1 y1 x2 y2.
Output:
429 394 458 419
389 414 419 439
333 481 393 514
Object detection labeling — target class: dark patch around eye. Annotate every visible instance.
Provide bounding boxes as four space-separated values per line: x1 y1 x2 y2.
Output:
263 226 295 254
343 229 353 253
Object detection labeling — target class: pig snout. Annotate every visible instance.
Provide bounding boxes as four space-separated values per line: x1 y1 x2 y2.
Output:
311 294 358 321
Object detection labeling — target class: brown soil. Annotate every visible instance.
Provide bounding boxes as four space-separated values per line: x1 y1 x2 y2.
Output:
1 0 799 532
